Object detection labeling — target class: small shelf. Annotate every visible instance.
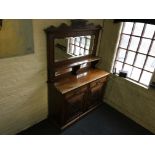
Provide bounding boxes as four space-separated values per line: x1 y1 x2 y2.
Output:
55 56 101 76
149 82 155 89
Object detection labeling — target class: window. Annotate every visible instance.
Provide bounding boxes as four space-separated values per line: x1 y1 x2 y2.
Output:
67 35 93 57
113 22 155 86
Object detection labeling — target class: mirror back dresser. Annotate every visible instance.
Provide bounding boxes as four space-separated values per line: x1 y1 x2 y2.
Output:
44 20 110 130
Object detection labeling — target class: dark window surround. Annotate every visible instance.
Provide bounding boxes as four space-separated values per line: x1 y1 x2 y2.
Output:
114 19 155 25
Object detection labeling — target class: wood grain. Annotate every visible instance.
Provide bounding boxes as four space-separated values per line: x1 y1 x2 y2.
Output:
55 68 110 94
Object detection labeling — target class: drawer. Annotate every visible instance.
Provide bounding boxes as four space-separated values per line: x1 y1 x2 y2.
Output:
65 85 87 99
90 77 107 88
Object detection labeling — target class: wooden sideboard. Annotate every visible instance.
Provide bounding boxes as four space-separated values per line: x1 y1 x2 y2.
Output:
49 68 109 129
44 20 110 130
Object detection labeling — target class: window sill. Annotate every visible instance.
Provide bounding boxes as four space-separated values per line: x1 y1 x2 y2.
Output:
111 73 149 89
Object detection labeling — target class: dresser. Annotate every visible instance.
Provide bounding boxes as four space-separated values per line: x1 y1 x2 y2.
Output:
45 20 110 130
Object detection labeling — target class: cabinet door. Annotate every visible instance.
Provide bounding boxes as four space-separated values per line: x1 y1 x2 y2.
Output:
88 77 107 108
64 86 87 123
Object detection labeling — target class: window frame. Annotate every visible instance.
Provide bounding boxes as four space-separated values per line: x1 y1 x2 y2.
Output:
113 22 155 87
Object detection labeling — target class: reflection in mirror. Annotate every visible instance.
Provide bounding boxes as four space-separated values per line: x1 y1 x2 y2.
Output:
54 35 95 62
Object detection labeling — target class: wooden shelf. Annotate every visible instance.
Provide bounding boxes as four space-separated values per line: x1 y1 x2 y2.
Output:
55 56 101 76
150 83 155 89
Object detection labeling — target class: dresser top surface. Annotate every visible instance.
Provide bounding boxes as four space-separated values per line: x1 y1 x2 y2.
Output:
54 68 110 94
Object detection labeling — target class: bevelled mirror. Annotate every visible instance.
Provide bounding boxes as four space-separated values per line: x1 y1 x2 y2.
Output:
54 35 95 62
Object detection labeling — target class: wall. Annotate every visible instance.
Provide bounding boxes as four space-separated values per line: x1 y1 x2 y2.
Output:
0 20 34 58
98 19 155 133
0 19 102 134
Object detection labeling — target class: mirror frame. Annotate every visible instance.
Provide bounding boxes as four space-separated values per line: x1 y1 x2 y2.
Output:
44 20 102 80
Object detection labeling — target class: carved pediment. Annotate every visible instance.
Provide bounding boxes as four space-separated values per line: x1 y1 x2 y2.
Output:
44 20 102 33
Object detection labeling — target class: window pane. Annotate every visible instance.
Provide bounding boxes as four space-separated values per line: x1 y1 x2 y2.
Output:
119 34 130 48
85 50 89 55
138 38 151 54
123 64 133 77
143 24 155 38
149 41 155 56
125 51 136 65
122 22 133 34
140 71 152 86
86 38 91 46
86 45 90 50
79 48 84 55
74 46 80 56
80 37 85 48
74 37 80 46
70 37 75 44
144 57 155 72
69 44 74 54
133 23 144 36
134 54 146 68
130 67 141 81
128 36 140 51
116 49 126 62
114 61 123 74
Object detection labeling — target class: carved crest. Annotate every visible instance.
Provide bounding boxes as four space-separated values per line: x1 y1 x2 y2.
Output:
44 19 102 33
